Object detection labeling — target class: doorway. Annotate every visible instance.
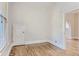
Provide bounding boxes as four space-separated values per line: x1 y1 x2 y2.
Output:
65 9 79 55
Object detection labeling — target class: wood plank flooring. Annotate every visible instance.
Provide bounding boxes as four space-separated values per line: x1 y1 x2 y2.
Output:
9 39 79 56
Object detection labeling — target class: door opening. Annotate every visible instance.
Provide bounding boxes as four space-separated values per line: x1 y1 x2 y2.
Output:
65 9 79 55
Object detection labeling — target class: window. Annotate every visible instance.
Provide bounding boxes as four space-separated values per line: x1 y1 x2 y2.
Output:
0 15 5 51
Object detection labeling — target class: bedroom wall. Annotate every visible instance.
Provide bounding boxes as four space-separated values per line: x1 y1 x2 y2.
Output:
9 2 52 44
50 4 65 49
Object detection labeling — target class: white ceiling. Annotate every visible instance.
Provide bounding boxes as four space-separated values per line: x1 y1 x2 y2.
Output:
8 2 56 8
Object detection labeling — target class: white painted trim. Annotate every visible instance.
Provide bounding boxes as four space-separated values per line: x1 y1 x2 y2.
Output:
0 42 13 56
12 39 49 46
49 40 65 49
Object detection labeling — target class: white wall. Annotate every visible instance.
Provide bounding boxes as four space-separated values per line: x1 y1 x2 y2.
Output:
8 2 66 49
9 2 52 44
50 4 65 49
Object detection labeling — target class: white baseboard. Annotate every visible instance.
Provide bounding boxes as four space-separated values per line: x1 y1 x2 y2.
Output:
0 42 13 56
12 39 49 46
48 40 65 49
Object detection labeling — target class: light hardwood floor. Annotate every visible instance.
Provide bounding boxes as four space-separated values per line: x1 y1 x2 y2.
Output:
9 39 79 56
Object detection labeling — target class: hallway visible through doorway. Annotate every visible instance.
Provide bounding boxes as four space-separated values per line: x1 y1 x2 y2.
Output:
65 9 79 54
